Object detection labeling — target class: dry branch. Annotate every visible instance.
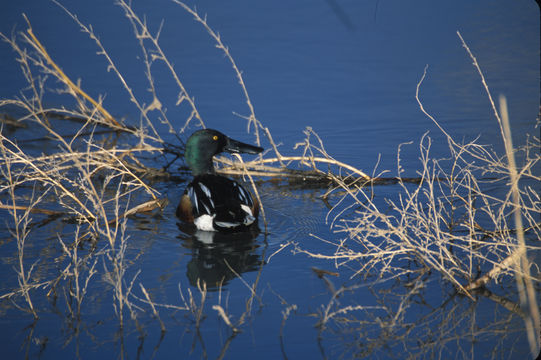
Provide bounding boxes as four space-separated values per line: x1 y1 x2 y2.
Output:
24 16 121 128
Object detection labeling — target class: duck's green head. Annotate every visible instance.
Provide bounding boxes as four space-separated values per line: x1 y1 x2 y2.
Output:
185 129 263 176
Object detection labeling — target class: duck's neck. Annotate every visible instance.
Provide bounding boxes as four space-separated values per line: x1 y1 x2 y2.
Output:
190 160 215 176
185 146 215 176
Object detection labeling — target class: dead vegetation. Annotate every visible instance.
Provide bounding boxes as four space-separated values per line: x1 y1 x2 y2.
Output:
0 0 365 345
0 1 539 358
294 33 540 357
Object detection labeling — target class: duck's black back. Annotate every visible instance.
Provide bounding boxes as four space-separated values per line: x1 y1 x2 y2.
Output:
179 174 258 231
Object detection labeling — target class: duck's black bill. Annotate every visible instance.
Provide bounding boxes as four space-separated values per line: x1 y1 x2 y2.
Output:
225 137 263 155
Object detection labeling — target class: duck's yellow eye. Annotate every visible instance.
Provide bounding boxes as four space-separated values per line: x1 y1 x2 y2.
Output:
213 135 219 141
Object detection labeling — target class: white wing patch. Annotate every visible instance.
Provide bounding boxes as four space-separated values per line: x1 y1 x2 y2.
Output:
240 204 256 225
235 182 252 205
214 221 240 229
240 204 253 217
198 183 215 209
194 214 215 231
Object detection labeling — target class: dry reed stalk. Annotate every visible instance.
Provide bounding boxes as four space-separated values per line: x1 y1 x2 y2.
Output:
56 226 99 316
231 153 268 232
172 1 261 143
0 133 96 221
52 0 173 142
186 279 207 329
220 155 370 180
455 32 540 355
139 284 166 333
212 305 240 333
114 0 205 134
499 95 540 357
214 125 372 189
0 202 62 216
23 16 120 129
1 145 38 318
295 32 540 327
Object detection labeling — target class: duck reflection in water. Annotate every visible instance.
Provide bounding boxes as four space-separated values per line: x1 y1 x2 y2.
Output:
177 222 263 289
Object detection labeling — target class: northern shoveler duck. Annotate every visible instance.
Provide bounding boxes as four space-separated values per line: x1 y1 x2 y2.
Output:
176 129 263 232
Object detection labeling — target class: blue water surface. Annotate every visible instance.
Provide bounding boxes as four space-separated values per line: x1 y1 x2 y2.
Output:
0 0 539 359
